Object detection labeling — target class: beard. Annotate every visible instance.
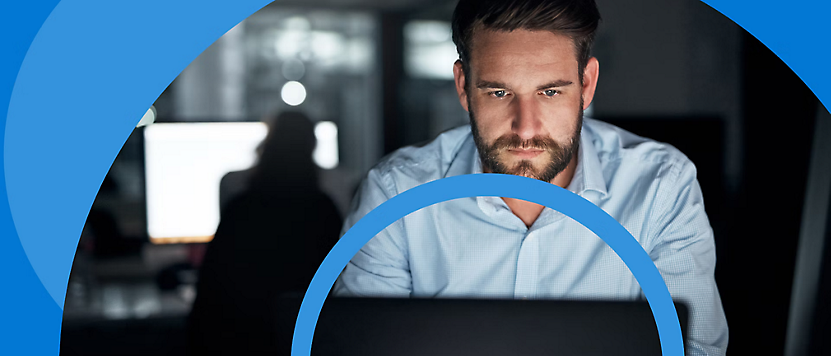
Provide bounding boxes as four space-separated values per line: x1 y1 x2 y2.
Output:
469 103 583 183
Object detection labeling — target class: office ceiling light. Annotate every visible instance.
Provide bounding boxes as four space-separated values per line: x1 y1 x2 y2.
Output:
281 81 307 106
313 121 339 169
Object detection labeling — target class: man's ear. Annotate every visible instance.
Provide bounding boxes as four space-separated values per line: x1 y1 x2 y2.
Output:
453 60 469 112
581 57 600 110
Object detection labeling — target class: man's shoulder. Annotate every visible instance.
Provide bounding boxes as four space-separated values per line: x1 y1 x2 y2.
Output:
369 125 473 191
584 118 694 172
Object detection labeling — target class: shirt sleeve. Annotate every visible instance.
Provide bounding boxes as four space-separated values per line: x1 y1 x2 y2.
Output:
332 167 412 297
646 159 729 356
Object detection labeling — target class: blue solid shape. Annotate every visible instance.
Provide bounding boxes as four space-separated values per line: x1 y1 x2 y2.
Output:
291 174 685 356
0 1 64 354
700 0 831 111
5 0 274 309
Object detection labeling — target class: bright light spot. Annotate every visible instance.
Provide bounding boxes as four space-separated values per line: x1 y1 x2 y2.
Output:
405 20 451 43
311 31 344 61
404 21 457 80
137 106 156 127
282 58 306 80
281 81 307 106
285 16 311 31
313 121 339 169
346 38 374 71
274 30 306 60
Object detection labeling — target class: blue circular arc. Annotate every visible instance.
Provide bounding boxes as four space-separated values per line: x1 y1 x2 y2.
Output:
291 173 683 356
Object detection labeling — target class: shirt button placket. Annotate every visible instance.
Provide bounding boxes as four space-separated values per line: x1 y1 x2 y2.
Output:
514 230 537 299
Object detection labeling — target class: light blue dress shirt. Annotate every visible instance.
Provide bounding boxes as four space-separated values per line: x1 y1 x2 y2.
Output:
333 118 728 355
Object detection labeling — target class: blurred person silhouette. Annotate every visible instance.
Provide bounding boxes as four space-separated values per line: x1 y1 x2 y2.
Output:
217 122 272 211
187 111 342 356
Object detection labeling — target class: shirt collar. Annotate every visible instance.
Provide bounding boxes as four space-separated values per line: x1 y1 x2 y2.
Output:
568 125 609 198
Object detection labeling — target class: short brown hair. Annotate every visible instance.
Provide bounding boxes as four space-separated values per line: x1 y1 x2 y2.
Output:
451 0 601 84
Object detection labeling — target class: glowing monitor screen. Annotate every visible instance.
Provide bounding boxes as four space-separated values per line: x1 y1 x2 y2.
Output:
144 122 268 243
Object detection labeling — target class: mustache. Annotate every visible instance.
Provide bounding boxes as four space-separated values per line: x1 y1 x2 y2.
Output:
489 134 560 151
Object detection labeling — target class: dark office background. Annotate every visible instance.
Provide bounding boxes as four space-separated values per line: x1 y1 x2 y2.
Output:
61 0 831 355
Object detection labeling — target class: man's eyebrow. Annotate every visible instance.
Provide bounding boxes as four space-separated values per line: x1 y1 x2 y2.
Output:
475 81 510 89
536 80 574 90
475 80 575 90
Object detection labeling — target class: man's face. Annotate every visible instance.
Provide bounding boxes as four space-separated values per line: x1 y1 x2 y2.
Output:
453 29 599 183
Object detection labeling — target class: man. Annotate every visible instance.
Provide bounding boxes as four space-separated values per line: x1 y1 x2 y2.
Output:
334 0 728 354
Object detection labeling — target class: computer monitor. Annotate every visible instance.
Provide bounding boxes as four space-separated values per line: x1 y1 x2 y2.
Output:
143 122 267 244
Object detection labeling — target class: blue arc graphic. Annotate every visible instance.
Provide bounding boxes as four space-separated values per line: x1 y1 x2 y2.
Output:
291 173 684 356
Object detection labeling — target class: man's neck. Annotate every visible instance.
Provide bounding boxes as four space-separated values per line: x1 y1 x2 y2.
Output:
499 157 577 228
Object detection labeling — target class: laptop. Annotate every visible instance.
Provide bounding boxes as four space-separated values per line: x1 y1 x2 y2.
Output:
275 297 689 356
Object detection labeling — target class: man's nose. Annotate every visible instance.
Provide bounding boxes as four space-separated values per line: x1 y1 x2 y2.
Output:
511 96 543 140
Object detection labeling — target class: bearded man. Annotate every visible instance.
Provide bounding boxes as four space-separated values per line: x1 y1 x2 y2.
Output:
333 0 728 354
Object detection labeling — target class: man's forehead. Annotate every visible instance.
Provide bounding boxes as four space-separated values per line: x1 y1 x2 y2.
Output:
471 29 577 61
467 29 580 83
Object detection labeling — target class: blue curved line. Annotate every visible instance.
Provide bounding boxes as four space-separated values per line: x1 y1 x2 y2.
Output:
291 174 683 356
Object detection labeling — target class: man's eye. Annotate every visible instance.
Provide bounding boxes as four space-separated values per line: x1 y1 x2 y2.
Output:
543 89 559 97
490 90 507 98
